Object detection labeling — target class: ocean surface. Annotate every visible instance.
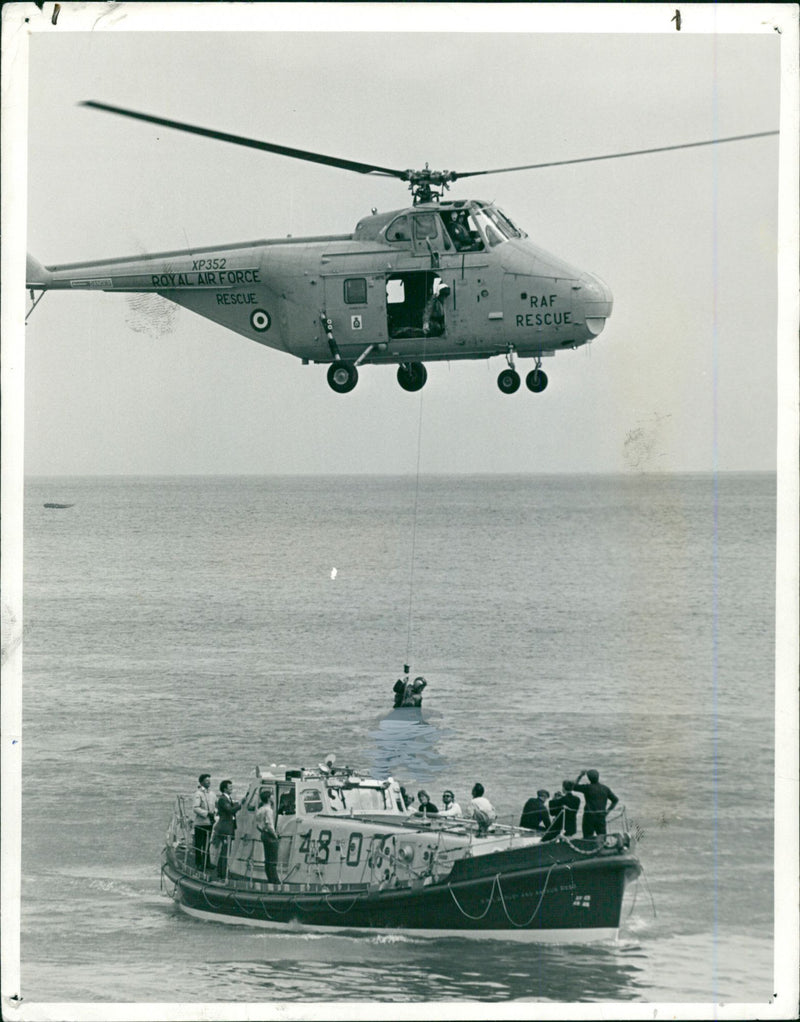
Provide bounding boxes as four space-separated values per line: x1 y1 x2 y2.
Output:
16 472 777 1009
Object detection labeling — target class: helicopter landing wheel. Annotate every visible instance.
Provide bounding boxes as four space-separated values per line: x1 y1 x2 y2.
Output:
526 369 548 393
327 361 359 393
497 368 521 394
397 362 428 392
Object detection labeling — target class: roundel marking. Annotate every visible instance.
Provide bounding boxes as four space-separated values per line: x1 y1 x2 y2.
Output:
250 309 271 332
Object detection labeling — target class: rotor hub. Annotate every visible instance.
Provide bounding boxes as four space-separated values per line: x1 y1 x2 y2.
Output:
404 165 458 204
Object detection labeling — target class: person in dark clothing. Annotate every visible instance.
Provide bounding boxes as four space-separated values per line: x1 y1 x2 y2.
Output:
415 790 439 816
212 779 243 880
573 769 619 838
519 789 551 832
445 211 474 251
393 677 407 707
543 780 581 841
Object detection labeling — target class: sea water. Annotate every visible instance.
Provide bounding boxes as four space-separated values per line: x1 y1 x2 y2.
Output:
17 473 776 1005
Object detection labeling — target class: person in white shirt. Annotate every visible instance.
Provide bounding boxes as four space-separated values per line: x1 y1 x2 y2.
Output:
192 773 215 871
255 789 280 884
465 783 497 835
439 790 462 817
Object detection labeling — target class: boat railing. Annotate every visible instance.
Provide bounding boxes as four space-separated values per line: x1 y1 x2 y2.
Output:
165 794 196 870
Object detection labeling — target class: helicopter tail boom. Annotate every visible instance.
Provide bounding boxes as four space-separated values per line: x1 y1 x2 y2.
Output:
25 248 267 294
26 254 52 290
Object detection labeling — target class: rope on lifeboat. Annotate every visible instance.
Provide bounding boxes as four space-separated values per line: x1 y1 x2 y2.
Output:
229 887 257 917
560 836 604 857
638 864 658 919
447 864 557 927
160 865 177 900
447 876 498 920
322 893 363 915
201 884 218 911
495 865 555 927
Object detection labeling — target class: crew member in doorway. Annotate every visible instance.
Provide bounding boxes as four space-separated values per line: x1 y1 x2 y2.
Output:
573 768 619 838
422 279 449 337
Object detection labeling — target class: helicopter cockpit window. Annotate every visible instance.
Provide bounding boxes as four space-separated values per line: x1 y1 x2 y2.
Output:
413 214 438 240
484 205 524 239
442 210 484 252
471 207 507 247
344 278 367 304
385 216 411 243
471 205 523 247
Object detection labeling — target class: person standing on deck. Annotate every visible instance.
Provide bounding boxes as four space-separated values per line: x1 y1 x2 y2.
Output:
255 789 280 884
573 769 619 838
192 773 215 871
212 779 242 880
542 781 581 841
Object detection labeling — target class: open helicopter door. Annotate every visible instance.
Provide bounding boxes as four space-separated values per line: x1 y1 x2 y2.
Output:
385 271 442 341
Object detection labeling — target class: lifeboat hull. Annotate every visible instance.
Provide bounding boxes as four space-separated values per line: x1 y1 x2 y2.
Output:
162 843 641 943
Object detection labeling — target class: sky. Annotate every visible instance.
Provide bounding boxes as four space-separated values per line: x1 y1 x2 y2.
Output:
10 5 792 475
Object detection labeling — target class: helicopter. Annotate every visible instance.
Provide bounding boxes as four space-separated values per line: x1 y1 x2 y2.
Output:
25 102 778 395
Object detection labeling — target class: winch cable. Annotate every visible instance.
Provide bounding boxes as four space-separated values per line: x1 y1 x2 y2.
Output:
403 341 428 674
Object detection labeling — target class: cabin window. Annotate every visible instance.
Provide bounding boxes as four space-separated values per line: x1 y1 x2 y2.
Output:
344 278 367 304
385 216 410 242
277 787 296 816
301 788 324 814
413 214 438 240
339 786 390 812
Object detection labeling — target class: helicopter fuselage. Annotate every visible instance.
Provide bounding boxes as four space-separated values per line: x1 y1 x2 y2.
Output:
26 199 612 394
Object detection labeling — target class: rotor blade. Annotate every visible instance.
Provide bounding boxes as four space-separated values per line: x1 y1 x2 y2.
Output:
80 101 405 179
452 131 780 180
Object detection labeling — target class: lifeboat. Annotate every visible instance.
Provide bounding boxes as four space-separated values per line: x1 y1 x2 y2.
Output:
161 760 641 943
